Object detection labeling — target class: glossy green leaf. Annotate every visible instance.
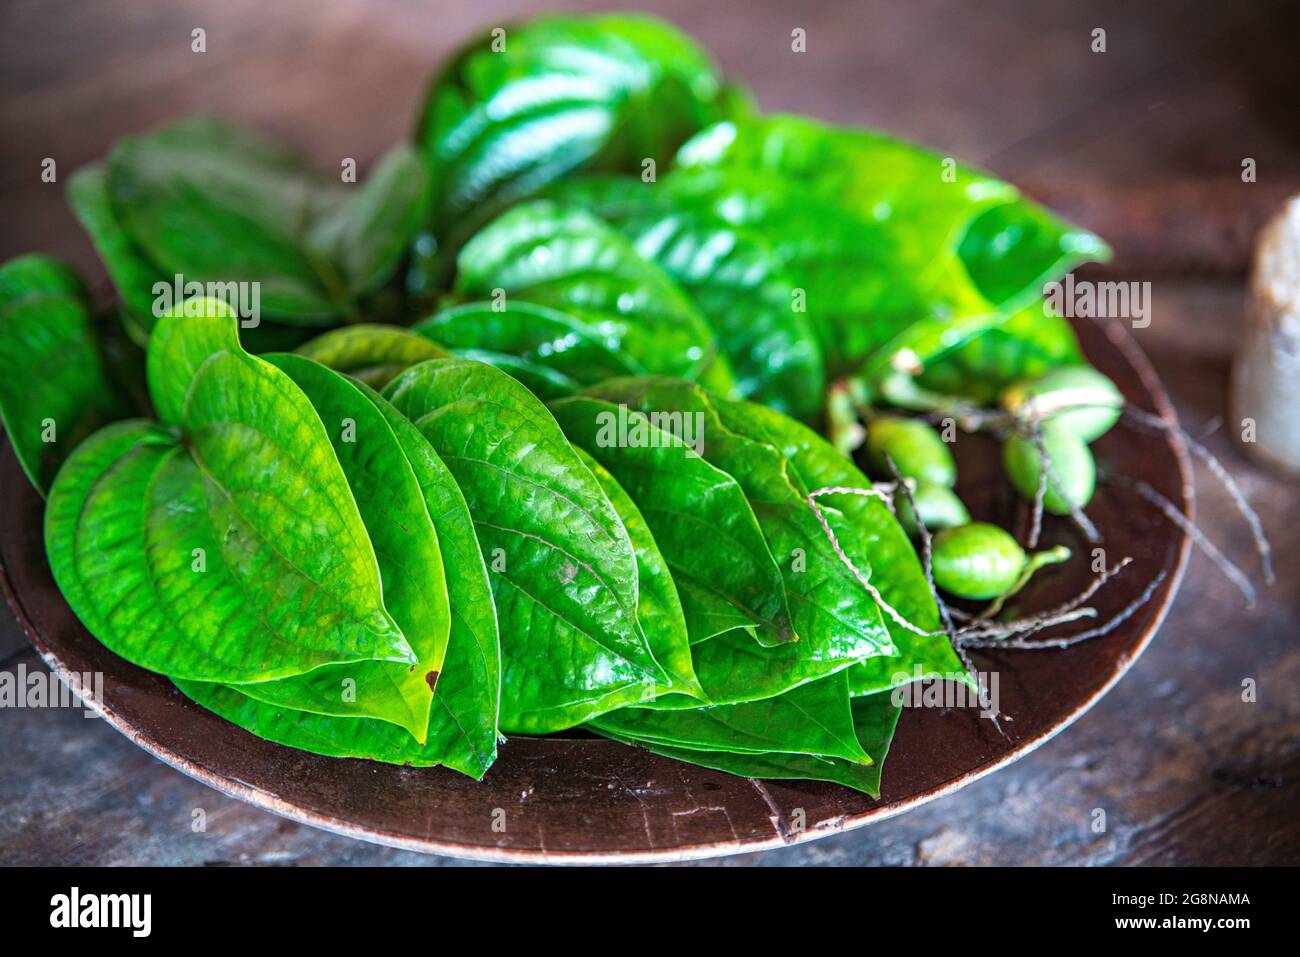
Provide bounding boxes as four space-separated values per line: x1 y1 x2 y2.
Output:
914 298 1085 404
591 669 869 763
649 164 995 380
306 143 432 296
414 301 643 390
175 381 501 777
383 358 669 733
295 324 450 389
596 690 902 797
411 13 731 282
222 354 452 740
0 255 131 494
709 395 969 697
576 447 703 702
66 165 165 336
589 379 894 660
958 198 1110 311
546 175 824 419
72 118 430 335
451 201 734 392
45 301 413 681
548 394 790 647
108 117 345 323
678 114 1107 308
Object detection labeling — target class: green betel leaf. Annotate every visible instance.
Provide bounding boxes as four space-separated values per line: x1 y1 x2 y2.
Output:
306 143 432 297
414 301 643 391
43 420 407 682
221 354 453 741
108 117 345 323
957 201 1109 313
549 394 791 646
913 298 1085 405
184 378 504 777
678 114 1108 305
66 165 166 339
678 115 1017 252
0 255 132 494
707 395 969 697
624 166 995 381
591 669 869 764
546 175 824 420
596 690 903 797
451 201 735 392
674 117 1108 383
574 446 703 703
411 13 731 282
585 378 896 677
71 118 432 335
383 358 670 733
363 382 500 771
295 324 450 390
44 299 416 680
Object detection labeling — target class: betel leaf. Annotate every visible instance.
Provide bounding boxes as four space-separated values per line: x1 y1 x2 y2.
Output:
957 200 1109 313
591 669 869 764
43 423 405 683
108 117 344 323
413 301 643 392
548 394 790 646
44 298 415 681
221 354 453 741
585 378 896 671
677 115 1017 253
66 165 165 338
546 175 824 420
74 117 430 335
596 690 903 797
306 144 432 297
175 378 501 777
575 447 703 702
0 255 132 495
411 13 732 283
295 324 450 389
450 201 735 393
914 298 1086 405
616 167 999 383
677 114 1108 309
708 395 968 696
361 380 499 770
674 116 1107 382
383 358 671 733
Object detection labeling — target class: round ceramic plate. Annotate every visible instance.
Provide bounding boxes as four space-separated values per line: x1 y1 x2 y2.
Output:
0 316 1191 864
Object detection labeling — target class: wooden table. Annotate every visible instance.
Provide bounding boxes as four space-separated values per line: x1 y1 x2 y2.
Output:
2 0 1297 865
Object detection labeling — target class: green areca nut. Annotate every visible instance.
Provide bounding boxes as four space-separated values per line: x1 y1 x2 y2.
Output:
865 416 956 486
931 523 1027 600
1001 366 1122 442
896 481 970 536
1002 423 1096 515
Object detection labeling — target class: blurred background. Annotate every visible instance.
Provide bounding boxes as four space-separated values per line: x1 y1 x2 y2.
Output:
1 0 1297 865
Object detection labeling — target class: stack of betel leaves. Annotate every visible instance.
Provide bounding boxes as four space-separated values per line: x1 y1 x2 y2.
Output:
0 13 1116 795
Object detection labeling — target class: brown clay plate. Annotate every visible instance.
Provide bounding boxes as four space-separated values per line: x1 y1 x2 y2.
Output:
0 316 1191 864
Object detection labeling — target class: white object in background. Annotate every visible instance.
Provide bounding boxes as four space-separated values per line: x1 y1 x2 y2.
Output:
1233 194 1300 478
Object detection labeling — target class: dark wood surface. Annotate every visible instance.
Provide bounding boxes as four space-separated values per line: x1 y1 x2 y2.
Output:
1 0 1297 865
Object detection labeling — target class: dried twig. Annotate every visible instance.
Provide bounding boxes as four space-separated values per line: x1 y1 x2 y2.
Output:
805 485 943 638
1123 406 1274 585
961 569 1168 650
1118 476 1257 606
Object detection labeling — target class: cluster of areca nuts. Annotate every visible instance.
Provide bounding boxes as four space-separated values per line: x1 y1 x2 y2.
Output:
860 365 1124 604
